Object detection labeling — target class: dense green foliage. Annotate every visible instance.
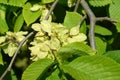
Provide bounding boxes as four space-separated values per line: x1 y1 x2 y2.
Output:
0 0 120 80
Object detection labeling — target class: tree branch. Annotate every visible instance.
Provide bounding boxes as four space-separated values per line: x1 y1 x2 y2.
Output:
96 17 118 22
78 14 87 26
45 0 59 20
80 0 117 50
0 31 35 80
74 0 81 12
80 0 96 50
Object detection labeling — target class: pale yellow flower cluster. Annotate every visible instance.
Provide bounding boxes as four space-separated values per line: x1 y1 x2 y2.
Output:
0 31 28 56
68 0 76 7
30 4 52 21
29 20 87 61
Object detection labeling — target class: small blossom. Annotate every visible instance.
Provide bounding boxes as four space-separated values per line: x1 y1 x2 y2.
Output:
30 4 42 11
0 37 5 44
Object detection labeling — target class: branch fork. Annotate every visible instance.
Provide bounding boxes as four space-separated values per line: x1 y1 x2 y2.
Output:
77 0 117 50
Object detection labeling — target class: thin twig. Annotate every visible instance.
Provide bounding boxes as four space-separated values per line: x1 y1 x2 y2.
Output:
78 14 87 26
74 0 81 12
0 31 35 80
96 17 118 22
44 0 59 20
80 0 96 50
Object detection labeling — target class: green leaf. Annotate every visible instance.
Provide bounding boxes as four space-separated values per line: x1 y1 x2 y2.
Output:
104 50 120 63
0 0 7 4
61 56 120 80
0 5 6 20
80 21 87 34
22 2 42 26
109 0 120 32
0 48 3 65
95 37 107 55
88 0 112 7
8 0 27 7
42 0 54 4
114 22 120 32
59 0 67 6
46 69 61 80
14 13 24 32
22 58 54 80
109 0 120 21
63 11 82 29
0 16 8 34
58 42 96 61
11 69 18 80
0 6 8 34
95 25 112 36
0 0 27 7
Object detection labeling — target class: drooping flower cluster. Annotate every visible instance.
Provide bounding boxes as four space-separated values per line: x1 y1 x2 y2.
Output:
29 20 87 61
0 31 28 56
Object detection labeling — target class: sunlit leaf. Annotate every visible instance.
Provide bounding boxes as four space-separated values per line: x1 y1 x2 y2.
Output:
109 0 120 32
61 56 120 80
63 11 82 29
104 50 120 63
80 21 87 34
109 0 120 21
0 13 8 34
22 2 42 26
41 0 54 4
88 0 112 7
14 14 24 32
114 22 120 32
58 42 96 61
46 69 61 80
95 25 112 36
95 36 107 55
0 0 27 7
22 58 54 80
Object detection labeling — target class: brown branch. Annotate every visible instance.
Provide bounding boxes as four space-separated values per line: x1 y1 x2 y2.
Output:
45 0 59 20
74 0 81 12
0 31 35 80
78 14 87 26
80 0 117 50
96 17 118 22
80 0 96 50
